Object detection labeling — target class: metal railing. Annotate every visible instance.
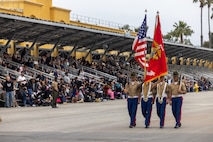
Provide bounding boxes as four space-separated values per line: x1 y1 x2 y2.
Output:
3 59 55 81
63 65 102 81
0 75 5 81
40 63 102 81
40 64 78 79
0 65 32 80
168 64 213 82
79 65 117 81
71 13 136 32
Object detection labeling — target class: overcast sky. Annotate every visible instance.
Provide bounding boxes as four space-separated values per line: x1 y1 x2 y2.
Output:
53 0 212 46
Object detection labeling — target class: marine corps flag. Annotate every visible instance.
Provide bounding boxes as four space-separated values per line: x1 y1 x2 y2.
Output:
144 13 168 83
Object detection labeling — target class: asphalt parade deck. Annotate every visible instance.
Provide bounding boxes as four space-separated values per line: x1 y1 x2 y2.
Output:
0 91 213 142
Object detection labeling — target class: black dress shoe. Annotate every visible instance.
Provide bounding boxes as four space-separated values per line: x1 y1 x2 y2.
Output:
145 125 149 128
160 126 164 128
129 125 133 128
179 123 182 127
174 125 179 128
133 124 136 127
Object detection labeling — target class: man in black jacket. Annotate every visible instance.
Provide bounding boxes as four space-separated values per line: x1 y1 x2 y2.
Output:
3 76 14 107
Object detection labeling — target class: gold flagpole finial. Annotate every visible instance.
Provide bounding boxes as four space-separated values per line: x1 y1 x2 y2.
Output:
145 9 147 13
157 11 159 15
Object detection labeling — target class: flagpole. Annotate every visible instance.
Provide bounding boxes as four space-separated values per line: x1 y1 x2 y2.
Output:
150 11 159 59
156 11 159 82
143 9 148 97
144 11 158 94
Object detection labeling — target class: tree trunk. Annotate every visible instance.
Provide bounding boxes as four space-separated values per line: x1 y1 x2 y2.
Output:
180 34 183 44
201 6 204 47
208 5 211 48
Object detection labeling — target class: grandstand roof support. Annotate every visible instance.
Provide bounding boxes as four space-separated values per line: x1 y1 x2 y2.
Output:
101 45 112 60
0 35 15 55
69 41 80 55
26 35 40 57
50 38 61 53
85 44 96 59
126 51 134 62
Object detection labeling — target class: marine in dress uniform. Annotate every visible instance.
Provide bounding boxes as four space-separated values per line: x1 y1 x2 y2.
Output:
169 71 186 128
156 76 170 128
51 77 59 108
141 81 155 128
125 73 141 128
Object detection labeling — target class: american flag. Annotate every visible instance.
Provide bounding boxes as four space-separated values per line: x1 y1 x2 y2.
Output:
132 15 148 68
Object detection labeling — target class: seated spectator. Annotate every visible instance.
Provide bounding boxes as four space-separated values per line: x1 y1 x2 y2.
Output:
77 86 85 103
58 79 67 104
0 81 4 107
88 83 97 102
36 72 45 81
95 83 104 100
63 72 70 84
104 84 115 100
114 82 122 99
17 71 27 106
71 85 77 103
26 78 36 106
26 58 34 68
194 81 199 92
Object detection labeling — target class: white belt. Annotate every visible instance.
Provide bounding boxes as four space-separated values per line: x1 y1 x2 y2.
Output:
142 95 153 98
157 95 167 98
172 94 182 98
128 96 138 98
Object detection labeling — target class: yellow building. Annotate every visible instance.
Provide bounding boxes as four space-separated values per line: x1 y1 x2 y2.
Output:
0 0 71 23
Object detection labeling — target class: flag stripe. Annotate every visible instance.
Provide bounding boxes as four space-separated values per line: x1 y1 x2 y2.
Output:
135 51 146 57
138 58 148 67
132 14 148 69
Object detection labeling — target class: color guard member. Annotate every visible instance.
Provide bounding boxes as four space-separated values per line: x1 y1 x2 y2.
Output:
141 80 155 128
156 76 169 128
125 73 141 128
169 71 186 128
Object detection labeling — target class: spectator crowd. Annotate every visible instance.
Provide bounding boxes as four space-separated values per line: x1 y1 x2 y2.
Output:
0 51 212 108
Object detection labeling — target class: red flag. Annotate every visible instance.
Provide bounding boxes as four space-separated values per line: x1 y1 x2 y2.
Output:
144 14 168 83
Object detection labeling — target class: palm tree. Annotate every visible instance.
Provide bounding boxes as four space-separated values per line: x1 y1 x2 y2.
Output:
193 0 205 46
206 0 213 48
172 21 194 44
163 30 179 42
120 24 132 31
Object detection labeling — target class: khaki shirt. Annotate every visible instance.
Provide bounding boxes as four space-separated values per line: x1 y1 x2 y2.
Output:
125 81 141 97
52 81 58 92
169 82 186 97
